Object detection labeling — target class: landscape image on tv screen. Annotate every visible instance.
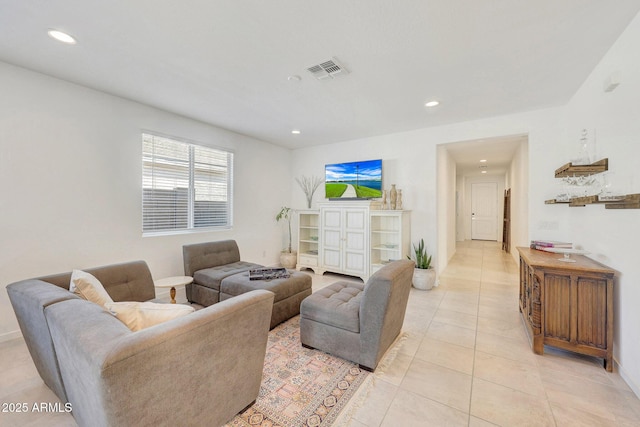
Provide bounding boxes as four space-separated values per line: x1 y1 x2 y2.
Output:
325 159 382 199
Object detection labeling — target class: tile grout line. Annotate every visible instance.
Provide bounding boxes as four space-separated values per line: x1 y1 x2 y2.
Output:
465 243 486 426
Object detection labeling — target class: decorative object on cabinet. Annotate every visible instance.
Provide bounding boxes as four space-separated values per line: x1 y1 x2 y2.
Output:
538 246 589 263
296 175 324 209
397 189 403 210
407 238 435 290
389 184 397 209
382 190 388 209
545 158 639 208
276 207 297 269
517 247 614 371
297 210 320 274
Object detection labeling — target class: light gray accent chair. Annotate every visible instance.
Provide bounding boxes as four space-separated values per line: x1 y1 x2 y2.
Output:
299 259 414 371
7 260 275 427
183 240 263 306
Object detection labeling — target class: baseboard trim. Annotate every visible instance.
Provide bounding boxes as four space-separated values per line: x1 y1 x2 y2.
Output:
616 358 640 399
0 330 22 343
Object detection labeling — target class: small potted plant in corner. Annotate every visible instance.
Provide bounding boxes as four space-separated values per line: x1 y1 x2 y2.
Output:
408 238 436 290
276 206 297 269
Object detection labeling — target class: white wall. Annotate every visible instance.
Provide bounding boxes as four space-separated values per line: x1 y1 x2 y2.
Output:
436 144 457 271
506 140 529 261
0 62 290 340
456 176 465 242
558 12 640 395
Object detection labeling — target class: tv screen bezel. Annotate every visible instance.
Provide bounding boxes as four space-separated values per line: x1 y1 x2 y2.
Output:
324 158 383 200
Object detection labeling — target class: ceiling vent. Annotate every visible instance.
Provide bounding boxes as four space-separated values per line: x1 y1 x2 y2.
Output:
306 57 350 80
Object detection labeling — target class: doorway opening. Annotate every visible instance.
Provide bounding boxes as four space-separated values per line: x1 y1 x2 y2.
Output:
436 134 528 272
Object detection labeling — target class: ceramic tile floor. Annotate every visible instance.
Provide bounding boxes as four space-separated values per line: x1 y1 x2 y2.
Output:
333 241 640 427
1 240 639 426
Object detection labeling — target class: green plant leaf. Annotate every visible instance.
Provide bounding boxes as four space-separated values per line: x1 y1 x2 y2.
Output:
409 238 432 269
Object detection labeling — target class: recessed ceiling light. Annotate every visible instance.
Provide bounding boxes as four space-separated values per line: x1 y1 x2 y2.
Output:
48 29 76 44
291 129 301 135
425 100 440 107
287 75 301 82
480 159 487 163
481 171 487 174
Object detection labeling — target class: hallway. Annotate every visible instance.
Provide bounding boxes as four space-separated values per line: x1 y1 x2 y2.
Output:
340 240 640 426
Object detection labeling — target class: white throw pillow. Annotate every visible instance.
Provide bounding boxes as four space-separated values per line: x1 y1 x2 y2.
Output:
70 269 114 308
105 301 195 331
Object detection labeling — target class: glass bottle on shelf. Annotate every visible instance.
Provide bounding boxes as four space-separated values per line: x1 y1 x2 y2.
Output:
573 129 591 166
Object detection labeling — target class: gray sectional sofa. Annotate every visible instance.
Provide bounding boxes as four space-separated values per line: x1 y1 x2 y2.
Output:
7 260 274 427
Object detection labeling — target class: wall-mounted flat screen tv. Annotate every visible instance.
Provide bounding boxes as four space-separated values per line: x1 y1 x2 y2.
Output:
325 159 382 199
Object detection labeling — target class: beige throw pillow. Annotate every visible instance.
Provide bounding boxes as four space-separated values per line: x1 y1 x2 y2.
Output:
70 269 114 307
105 301 195 331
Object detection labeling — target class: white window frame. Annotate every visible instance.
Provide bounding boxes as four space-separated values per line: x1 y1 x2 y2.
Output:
142 132 234 235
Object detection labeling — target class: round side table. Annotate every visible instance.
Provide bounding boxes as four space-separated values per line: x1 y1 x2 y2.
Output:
154 276 193 304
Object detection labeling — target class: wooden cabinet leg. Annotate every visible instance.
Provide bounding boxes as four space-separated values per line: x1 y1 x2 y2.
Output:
605 355 613 372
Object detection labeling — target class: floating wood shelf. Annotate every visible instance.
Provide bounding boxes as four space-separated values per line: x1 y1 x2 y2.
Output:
547 158 638 209
545 193 640 209
555 158 608 178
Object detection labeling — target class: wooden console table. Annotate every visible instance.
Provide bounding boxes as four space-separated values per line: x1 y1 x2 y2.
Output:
517 247 615 371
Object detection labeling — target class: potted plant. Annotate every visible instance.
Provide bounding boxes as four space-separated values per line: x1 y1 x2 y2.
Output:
276 206 297 269
408 238 436 290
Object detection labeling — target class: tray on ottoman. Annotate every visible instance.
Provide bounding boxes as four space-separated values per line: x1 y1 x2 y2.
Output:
249 267 290 281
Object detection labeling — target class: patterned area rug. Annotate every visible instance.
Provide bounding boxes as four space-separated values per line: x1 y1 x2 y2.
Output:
225 316 370 427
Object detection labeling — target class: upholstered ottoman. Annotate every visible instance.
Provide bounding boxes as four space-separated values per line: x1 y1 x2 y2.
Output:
299 282 365 366
220 271 312 328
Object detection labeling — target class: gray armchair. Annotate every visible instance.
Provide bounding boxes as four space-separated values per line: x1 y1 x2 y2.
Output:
299 260 414 371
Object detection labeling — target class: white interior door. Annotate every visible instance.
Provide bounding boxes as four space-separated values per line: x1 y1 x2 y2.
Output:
471 182 498 241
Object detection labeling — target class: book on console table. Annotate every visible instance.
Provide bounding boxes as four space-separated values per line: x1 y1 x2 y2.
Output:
530 240 573 250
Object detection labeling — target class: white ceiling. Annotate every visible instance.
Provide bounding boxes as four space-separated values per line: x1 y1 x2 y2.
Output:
445 134 526 176
1 1 639 150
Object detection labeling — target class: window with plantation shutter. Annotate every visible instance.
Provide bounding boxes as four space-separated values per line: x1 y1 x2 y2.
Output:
142 133 233 234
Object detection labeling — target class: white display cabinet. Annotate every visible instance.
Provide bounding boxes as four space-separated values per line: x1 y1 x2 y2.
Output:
296 210 320 274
